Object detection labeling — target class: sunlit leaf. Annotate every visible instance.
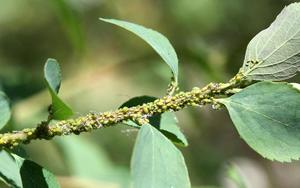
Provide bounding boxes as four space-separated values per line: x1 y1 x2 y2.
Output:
100 18 179 82
0 92 11 130
44 58 73 120
218 81 300 162
243 3 300 81
131 124 190 188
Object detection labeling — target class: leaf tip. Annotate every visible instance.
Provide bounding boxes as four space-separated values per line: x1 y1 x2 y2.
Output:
99 18 113 23
44 58 59 69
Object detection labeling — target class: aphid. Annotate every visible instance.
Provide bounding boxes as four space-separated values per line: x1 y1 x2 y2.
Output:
193 87 199 90
191 102 198 107
165 97 172 103
142 106 149 114
157 101 164 106
245 60 259 69
122 107 129 112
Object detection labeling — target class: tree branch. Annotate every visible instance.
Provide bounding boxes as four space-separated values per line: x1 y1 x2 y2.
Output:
0 72 245 149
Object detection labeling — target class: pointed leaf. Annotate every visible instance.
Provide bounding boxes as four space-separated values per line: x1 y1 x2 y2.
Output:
218 82 300 162
44 58 73 120
131 124 190 188
243 3 300 81
100 18 179 82
0 92 11 130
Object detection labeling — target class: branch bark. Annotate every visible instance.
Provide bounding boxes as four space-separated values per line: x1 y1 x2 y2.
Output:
0 72 245 149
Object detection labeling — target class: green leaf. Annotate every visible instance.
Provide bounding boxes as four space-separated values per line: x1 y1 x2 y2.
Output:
44 58 73 120
242 3 300 81
159 112 188 147
0 151 60 188
0 92 11 130
0 151 22 187
49 91 73 120
100 18 179 82
44 59 61 93
119 96 188 146
131 124 191 188
13 155 61 188
218 81 300 162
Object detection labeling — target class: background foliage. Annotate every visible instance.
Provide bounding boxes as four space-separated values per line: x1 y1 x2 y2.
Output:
0 0 299 187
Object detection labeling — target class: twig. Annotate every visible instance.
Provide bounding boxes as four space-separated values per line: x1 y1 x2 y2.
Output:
0 74 244 149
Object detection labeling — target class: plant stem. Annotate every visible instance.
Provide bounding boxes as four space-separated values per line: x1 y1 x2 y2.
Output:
0 74 243 149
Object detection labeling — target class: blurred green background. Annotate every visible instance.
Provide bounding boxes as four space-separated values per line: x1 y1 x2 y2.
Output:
1 0 300 188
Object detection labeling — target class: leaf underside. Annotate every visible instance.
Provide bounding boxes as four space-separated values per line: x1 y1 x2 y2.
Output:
243 3 300 81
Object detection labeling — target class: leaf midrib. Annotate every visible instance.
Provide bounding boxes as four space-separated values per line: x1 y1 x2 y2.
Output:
225 100 291 127
245 8 300 76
